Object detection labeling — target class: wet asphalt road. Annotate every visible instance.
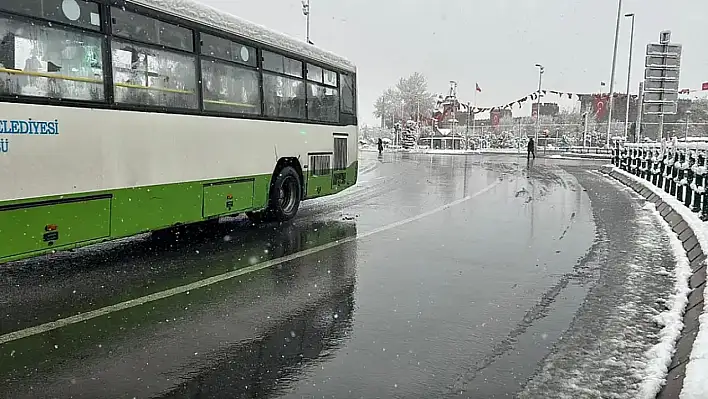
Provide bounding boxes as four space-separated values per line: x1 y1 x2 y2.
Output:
0 152 678 398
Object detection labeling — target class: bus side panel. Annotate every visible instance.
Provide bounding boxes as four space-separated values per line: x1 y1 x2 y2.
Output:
108 174 271 237
202 179 255 218
109 181 205 237
0 197 111 259
0 173 273 263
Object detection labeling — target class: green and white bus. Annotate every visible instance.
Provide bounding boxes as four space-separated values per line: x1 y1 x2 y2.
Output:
0 0 358 264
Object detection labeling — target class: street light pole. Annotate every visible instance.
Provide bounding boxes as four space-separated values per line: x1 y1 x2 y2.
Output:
623 13 635 140
534 64 544 151
302 0 311 44
606 0 624 147
685 110 692 141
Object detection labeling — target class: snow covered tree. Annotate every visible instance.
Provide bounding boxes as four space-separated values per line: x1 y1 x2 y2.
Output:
395 72 435 122
373 72 435 128
373 87 400 128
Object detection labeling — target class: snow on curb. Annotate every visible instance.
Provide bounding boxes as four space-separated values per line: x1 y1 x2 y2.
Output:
639 202 692 398
425 149 478 155
610 167 708 399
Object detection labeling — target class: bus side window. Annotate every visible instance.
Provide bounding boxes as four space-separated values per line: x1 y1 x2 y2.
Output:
200 33 256 68
111 7 193 52
0 15 105 101
307 83 338 122
201 59 260 115
0 0 101 32
306 64 339 122
340 73 355 114
263 73 305 119
111 40 198 109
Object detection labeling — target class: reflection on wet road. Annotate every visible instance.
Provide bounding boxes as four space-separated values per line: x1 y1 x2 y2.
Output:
0 153 674 398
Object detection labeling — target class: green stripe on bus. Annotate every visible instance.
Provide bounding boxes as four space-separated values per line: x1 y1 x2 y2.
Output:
0 161 357 264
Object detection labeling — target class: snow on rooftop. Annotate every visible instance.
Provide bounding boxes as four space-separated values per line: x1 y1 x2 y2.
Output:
129 0 356 73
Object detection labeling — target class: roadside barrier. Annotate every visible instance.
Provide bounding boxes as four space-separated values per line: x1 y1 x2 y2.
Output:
612 141 708 220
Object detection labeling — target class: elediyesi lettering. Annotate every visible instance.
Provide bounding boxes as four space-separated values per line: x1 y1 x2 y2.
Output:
0 119 59 135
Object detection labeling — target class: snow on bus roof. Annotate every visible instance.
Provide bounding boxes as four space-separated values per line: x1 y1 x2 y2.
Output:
128 0 356 73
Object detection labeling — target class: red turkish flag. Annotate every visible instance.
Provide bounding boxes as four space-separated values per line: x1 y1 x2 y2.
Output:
593 95 609 120
702 82 708 91
491 110 501 128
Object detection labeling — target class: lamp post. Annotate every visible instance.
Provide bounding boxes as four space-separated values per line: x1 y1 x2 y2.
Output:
302 0 312 44
623 12 635 140
606 0 624 146
685 110 692 141
534 64 544 150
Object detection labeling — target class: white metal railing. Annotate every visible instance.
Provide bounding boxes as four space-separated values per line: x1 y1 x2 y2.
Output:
611 139 708 219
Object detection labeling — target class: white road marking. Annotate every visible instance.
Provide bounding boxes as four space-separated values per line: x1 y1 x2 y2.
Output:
0 181 500 345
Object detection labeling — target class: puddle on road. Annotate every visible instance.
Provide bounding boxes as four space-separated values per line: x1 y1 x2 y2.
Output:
0 221 361 399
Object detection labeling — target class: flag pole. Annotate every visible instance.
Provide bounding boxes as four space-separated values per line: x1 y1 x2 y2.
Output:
466 101 470 151
472 86 477 149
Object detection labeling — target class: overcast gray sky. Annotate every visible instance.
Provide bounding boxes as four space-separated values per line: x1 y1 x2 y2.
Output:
204 0 708 125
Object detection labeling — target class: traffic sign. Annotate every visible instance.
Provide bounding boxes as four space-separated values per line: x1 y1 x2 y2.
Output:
642 31 682 120
646 43 682 55
660 30 671 44
644 103 678 115
644 80 679 91
645 68 680 79
645 55 681 67
644 91 678 102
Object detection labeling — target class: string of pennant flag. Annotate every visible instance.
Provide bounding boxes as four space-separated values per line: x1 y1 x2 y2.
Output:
459 82 705 114
462 89 631 114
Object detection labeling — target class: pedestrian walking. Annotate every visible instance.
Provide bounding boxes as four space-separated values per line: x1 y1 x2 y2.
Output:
527 138 536 160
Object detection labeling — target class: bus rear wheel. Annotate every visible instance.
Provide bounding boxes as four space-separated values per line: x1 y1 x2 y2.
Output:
248 166 302 223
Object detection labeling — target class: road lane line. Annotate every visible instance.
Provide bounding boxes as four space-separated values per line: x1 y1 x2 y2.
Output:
0 180 500 345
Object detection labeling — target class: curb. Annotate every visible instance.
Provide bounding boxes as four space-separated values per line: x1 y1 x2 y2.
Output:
600 165 706 398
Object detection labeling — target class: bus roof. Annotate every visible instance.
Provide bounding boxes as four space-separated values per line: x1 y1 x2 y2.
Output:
128 0 356 73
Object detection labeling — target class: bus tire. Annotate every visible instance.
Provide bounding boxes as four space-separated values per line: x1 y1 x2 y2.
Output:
268 165 302 222
247 166 302 224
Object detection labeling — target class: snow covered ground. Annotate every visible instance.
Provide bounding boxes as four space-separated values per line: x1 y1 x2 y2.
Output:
360 146 609 158
640 202 692 398
549 154 613 160
518 188 685 399
611 167 708 399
